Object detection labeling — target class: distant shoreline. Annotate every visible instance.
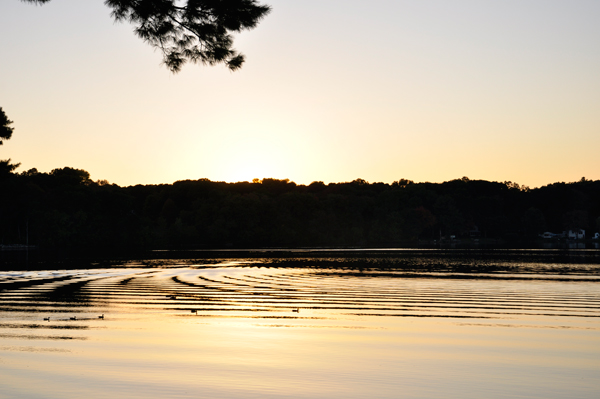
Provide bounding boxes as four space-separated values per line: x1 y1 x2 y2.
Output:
2 246 600 272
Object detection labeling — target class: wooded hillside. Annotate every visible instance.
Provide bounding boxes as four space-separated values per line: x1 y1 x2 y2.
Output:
2 168 599 250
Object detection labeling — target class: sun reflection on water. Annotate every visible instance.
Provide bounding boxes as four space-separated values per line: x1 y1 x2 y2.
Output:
1 259 599 398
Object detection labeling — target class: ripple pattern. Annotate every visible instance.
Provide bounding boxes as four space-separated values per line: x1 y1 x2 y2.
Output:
2 263 600 331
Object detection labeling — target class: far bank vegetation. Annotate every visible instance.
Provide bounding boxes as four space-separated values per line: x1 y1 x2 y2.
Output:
1 168 599 250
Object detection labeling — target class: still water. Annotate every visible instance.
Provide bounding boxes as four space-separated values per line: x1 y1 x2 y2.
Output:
1 252 599 398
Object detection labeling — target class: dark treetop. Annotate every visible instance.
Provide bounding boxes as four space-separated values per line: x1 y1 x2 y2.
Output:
22 0 271 72
0 107 13 145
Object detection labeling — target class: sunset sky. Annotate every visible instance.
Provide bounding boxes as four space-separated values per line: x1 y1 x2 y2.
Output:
1 0 599 187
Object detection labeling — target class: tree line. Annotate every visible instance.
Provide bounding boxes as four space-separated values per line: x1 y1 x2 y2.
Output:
1 167 599 251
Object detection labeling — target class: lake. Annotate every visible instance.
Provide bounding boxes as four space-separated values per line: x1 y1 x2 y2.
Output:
1 250 599 398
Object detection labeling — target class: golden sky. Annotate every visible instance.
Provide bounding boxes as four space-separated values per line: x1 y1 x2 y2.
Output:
1 0 599 187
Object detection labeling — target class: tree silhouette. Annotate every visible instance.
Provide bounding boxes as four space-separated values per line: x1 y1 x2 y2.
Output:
22 0 271 72
0 107 20 176
0 107 14 145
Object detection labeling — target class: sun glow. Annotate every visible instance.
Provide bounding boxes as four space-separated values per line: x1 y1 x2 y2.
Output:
215 135 290 183
227 160 272 183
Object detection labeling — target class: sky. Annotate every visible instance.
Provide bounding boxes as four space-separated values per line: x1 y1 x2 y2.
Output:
1 0 599 188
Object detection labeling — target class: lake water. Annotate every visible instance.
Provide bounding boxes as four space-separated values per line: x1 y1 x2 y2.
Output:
1 251 599 398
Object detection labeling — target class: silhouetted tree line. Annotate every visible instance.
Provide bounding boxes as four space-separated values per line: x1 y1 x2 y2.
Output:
1 167 599 251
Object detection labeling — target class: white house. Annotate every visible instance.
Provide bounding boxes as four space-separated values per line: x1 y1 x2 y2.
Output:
567 229 585 240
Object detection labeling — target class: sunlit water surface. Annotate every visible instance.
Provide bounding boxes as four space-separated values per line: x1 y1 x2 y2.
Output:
1 255 599 398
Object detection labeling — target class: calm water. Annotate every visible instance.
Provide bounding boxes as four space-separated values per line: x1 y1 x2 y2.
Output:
1 252 600 398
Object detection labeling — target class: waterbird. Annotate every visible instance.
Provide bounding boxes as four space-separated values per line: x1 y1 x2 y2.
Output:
292 308 300 313
191 309 197 314
98 314 104 319
167 295 176 300
70 316 77 320
43 317 50 321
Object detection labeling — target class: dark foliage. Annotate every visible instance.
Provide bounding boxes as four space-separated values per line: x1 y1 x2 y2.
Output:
21 0 271 72
2 169 599 251
0 107 13 145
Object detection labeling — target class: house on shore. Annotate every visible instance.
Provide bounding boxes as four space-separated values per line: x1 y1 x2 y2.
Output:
566 229 585 240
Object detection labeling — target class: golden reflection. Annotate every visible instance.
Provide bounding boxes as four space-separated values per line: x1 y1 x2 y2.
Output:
0 263 599 398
